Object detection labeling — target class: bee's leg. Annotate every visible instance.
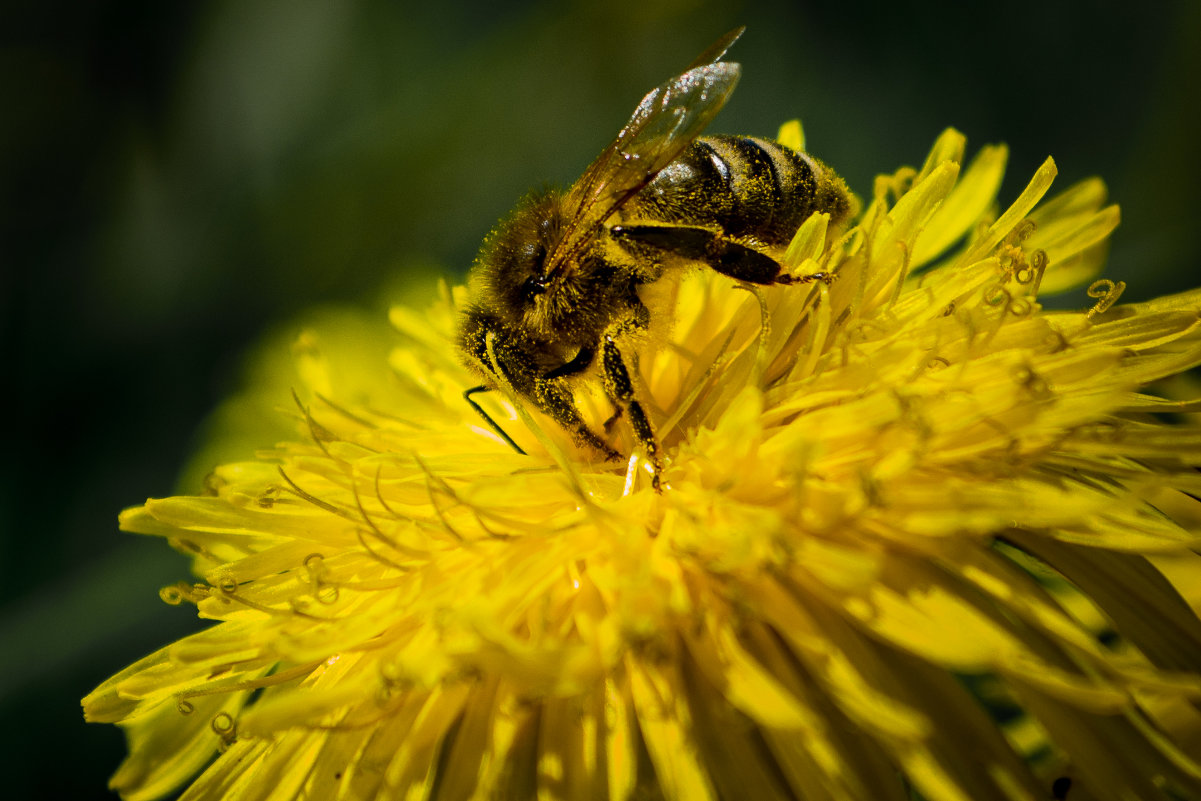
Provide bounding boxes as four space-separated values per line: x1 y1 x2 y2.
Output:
532 344 623 459
612 223 832 285
599 331 663 492
772 270 834 286
532 375 621 461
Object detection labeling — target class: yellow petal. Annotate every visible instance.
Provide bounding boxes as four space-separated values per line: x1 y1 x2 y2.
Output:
912 143 1008 267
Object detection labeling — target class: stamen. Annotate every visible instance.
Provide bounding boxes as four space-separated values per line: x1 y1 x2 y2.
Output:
623 453 641 497
304 553 340 605
345 465 424 568
978 284 1012 348
1042 328 1071 353
1013 365 1051 400
1009 296 1034 318
160 584 186 605
413 453 466 543
277 467 356 520
733 282 771 387
211 712 237 749
1013 249 1048 292
1086 279 1126 319
290 389 343 463
1007 218 1037 245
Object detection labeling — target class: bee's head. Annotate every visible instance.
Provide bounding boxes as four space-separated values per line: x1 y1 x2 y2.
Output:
471 188 569 332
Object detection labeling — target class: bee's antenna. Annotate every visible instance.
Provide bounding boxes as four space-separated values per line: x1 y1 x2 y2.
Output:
464 385 527 455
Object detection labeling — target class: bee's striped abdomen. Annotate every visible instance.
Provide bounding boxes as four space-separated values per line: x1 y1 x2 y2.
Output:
636 134 847 247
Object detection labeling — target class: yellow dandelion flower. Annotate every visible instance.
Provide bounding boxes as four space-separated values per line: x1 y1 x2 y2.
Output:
83 125 1201 801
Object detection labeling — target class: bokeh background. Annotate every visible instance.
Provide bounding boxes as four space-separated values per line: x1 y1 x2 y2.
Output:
3 0 1198 797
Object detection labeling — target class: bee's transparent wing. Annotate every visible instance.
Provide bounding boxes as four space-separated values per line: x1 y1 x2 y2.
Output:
546 33 743 277
685 25 744 70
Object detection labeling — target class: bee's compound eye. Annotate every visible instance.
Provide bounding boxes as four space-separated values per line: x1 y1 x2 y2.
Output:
522 275 548 301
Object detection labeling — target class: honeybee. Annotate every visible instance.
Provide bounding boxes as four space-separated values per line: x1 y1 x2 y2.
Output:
458 27 851 490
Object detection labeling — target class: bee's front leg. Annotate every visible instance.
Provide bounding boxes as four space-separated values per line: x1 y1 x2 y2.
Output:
531 356 621 462
599 329 663 492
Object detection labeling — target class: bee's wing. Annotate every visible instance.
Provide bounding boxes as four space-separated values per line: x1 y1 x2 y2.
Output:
685 25 745 70
545 33 743 278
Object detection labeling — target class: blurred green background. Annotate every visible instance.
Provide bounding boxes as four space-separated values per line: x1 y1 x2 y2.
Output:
2 0 1197 797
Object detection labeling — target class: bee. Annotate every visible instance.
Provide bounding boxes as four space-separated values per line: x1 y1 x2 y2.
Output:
458 27 852 490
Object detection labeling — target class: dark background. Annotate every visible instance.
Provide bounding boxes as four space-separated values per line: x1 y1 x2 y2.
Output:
3 0 1198 797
